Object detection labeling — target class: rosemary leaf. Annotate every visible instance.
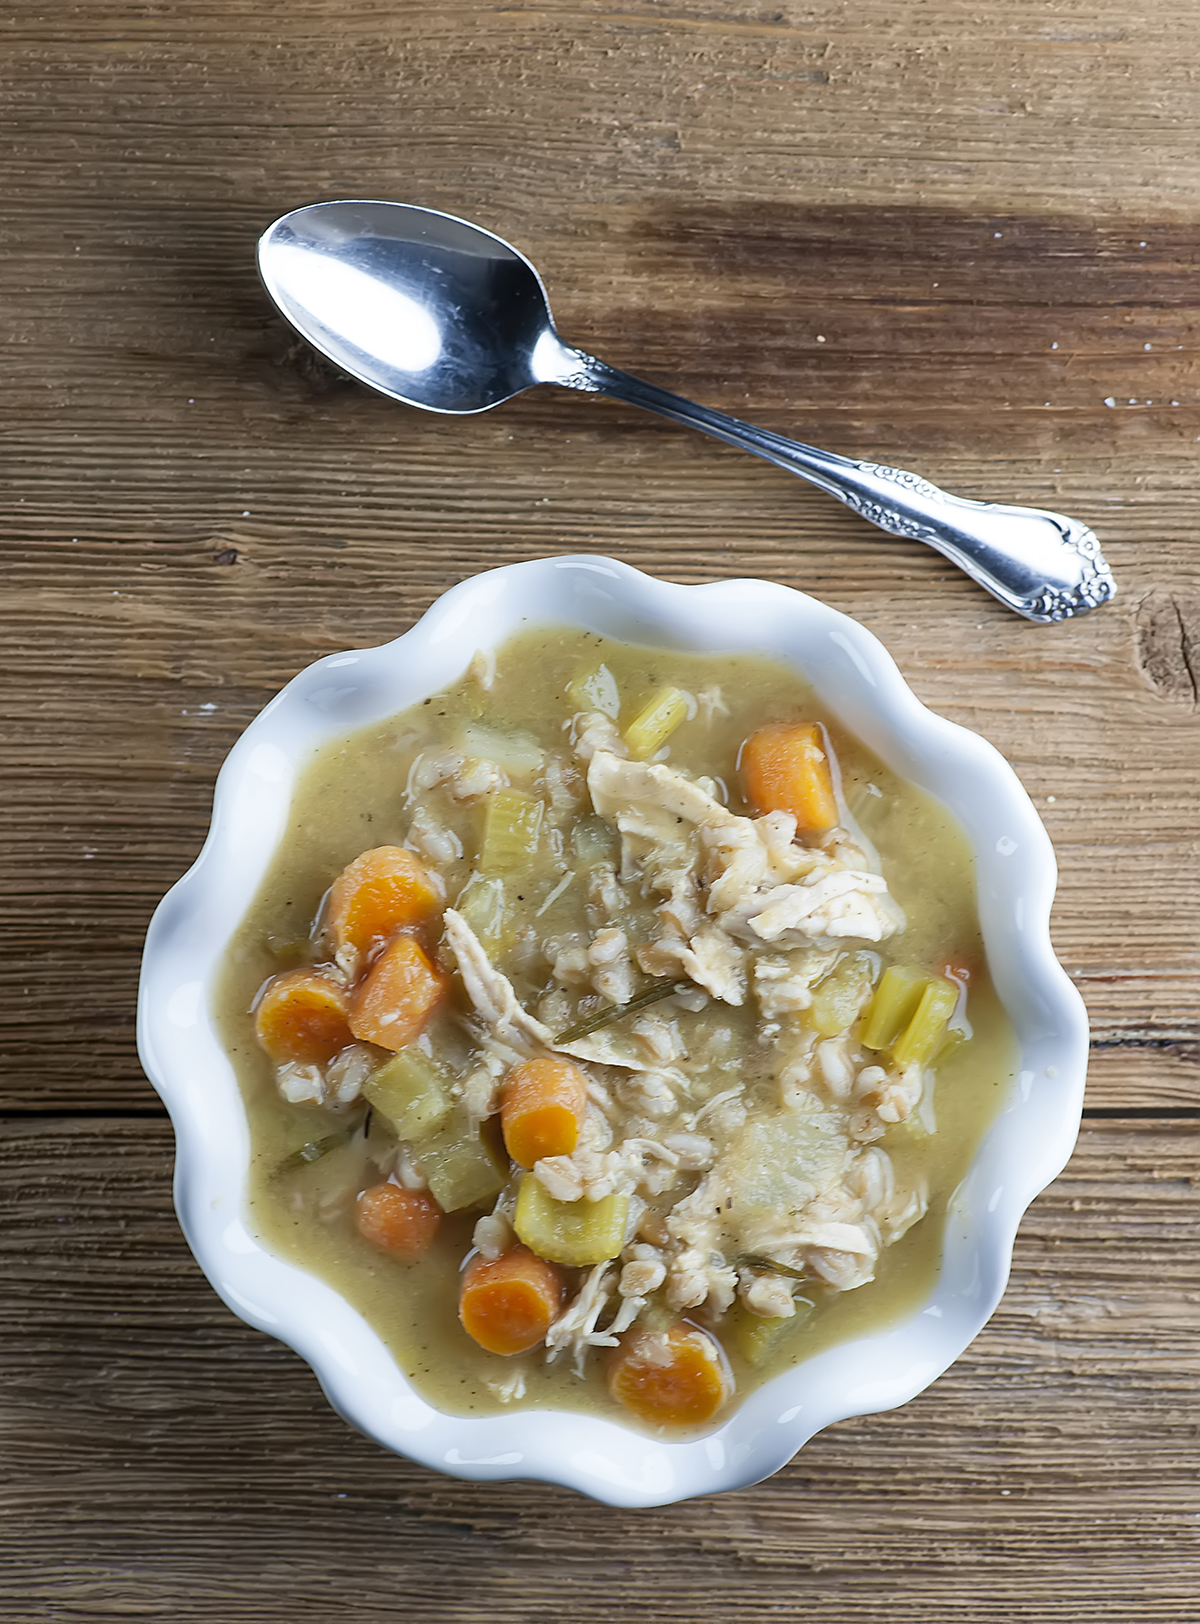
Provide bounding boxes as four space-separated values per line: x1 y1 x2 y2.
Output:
554 979 686 1045
740 1256 810 1281
275 1111 366 1177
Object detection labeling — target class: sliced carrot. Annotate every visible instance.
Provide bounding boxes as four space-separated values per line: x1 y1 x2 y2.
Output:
739 722 839 834
607 1322 733 1427
459 1245 566 1356
354 1182 442 1261
348 935 448 1051
254 969 353 1065
501 1056 588 1168
329 845 443 956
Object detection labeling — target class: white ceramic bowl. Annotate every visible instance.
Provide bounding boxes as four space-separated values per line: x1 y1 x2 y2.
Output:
137 555 1088 1507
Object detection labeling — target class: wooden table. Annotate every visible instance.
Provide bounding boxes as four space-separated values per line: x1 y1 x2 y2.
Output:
4 3 1198 1618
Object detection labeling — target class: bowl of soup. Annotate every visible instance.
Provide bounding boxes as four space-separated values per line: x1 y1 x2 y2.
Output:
137 555 1088 1506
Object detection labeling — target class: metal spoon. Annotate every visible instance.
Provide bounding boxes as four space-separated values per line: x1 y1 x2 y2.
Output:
257 200 1116 622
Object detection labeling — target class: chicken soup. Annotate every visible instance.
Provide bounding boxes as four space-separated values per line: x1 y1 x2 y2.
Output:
216 628 1017 1433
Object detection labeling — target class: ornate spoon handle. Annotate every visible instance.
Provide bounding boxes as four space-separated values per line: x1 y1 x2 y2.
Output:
562 352 1115 622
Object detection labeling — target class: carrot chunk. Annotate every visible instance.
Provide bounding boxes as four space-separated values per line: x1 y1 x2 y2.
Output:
501 1057 588 1168
607 1322 733 1428
348 936 448 1051
254 969 353 1065
459 1245 566 1356
329 845 443 956
739 722 839 833
354 1182 441 1261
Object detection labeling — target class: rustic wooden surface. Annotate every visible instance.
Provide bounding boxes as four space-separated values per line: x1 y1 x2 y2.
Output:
2 1 1198 1619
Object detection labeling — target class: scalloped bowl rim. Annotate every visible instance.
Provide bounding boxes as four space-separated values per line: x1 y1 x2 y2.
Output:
137 555 1088 1507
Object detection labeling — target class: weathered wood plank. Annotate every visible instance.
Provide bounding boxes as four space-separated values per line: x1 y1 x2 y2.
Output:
0 1116 1196 1622
3 515 1196 1108
3 16 1199 1112
3 0 1200 1615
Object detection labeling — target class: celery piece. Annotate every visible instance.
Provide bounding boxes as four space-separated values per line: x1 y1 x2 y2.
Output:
622 685 690 760
726 1297 815 1368
933 1025 966 1066
809 951 878 1039
458 722 545 776
479 788 543 874
892 976 959 1069
363 1049 452 1144
454 872 510 954
418 1117 509 1212
566 661 620 719
860 964 927 1051
513 1173 629 1266
571 815 619 865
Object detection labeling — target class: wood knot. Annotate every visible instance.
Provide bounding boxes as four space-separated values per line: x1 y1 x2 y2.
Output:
214 547 240 567
1136 589 1200 706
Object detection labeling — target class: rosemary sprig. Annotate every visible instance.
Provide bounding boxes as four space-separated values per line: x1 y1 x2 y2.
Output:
275 1110 367 1177
740 1256 809 1281
554 978 687 1045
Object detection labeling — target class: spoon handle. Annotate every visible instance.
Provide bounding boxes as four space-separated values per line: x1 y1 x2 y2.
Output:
564 353 1115 622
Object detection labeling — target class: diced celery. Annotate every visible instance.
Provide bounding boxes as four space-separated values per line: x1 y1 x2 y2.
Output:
571 815 619 865
892 976 959 1069
566 661 620 719
934 1025 966 1066
513 1173 629 1266
363 1049 452 1143
454 872 511 954
458 722 545 776
809 951 878 1039
418 1117 509 1212
726 1297 815 1368
860 964 927 1051
479 788 543 874
622 685 690 760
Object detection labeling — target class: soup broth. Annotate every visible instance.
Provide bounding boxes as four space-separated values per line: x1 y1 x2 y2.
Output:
216 627 1017 1433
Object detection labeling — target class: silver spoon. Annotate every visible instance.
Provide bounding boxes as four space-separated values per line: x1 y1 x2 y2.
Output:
257 200 1115 622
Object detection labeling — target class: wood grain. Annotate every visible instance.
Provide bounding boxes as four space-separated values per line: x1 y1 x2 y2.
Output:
3 0 1200 1617
1 1117 1197 1622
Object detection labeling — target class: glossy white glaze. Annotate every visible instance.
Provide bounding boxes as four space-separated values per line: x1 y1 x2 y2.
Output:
137 556 1088 1507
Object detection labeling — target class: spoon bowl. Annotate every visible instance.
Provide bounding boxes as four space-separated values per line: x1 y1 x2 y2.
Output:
258 199 1117 622
259 200 561 413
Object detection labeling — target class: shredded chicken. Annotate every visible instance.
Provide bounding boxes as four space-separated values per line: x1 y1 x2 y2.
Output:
262 666 970 1406
442 909 554 1055
405 805 463 865
588 751 903 1013
742 871 904 944
574 712 627 763
484 1369 527 1403
546 1263 620 1374
754 948 839 1019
